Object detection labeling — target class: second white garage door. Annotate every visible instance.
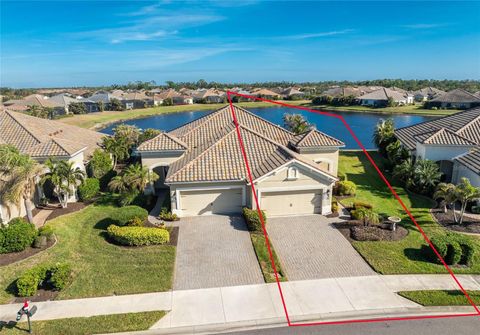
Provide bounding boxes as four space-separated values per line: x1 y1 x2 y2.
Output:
180 188 243 216
261 189 322 216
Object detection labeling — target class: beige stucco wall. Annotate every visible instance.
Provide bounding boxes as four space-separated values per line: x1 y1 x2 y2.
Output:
300 149 339 176
140 151 184 170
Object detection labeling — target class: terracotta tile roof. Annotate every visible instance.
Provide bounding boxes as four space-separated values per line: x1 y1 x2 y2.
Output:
137 132 188 151
164 105 341 183
0 110 104 158
454 149 480 174
395 108 480 150
289 129 345 148
413 128 477 146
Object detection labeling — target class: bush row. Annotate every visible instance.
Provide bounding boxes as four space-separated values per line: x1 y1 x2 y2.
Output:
109 206 148 226
16 263 72 297
0 218 37 254
242 207 267 232
430 234 476 267
335 180 357 196
107 225 170 246
158 208 179 221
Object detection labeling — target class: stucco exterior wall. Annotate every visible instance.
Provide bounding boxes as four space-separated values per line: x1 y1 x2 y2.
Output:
416 143 472 162
300 149 339 175
140 151 184 170
452 163 480 187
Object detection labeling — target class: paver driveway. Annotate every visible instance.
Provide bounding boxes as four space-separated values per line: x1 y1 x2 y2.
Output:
173 215 264 290
267 215 375 281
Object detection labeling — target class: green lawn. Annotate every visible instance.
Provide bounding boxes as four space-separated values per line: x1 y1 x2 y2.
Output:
0 205 176 304
59 100 311 129
338 151 480 274
398 290 480 306
309 103 459 116
250 233 287 283
0 311 165 335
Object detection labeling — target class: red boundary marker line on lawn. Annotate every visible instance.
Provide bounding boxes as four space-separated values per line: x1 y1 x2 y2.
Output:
226 91 480 327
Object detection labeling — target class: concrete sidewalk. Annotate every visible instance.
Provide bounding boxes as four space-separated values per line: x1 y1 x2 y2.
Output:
0 275 479 332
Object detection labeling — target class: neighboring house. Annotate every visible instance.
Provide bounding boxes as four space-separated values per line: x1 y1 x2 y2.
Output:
395 107 480 185
0 110 105 222
282 87 305 99
76 97 99 113
429 89 480 109
154 89 192 105
413 87 446 102
251 88 281 100
137 105 344 217
122 91 154 109
322 86 364 98
357 87 413 106
88 91 115 104
453 149 480 188
192 89 226 103
3 94 64 115
49 93 79 114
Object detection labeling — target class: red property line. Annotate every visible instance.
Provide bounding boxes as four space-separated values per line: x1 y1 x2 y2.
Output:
226 91 480 327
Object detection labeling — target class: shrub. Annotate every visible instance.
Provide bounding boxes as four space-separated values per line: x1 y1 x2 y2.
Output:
353 201 373 210
158 208 179 221
351 207 379 225
39 225 55 242
331 200 339 214
337 180 356 196
110 206 148 226
445 241 462 266
16 265 49 297
78 178 100 201
430 234 476 266
49 263 72 290
0 218 37 254
458 239 476 267
87 149 113 179
127 217 144 227
242 207 267 232
107 225 170 246
33 235 47 248
430 235 448 261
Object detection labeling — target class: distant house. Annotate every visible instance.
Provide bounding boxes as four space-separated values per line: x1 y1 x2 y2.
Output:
154 89 192 105
192 89 226 103
251 88 281 100
3 94 65 115
322 86 364 98
429 89 480 109
49 93 81 114
357 88 413 107
76 97 99 113
87 91 118 109
282 87 305 99
122 91 154 109
413 87 446 102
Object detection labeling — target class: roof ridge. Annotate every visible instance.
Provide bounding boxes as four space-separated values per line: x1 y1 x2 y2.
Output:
162 132 189 149
3 110 42 145
294 129 314 146
395 108 480 132
169 104 227 137
455 115 480 134
233 104 295 136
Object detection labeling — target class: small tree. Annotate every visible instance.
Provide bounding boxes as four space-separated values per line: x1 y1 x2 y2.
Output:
434 183 459 220
373 119 396 156
102 136 129 170
162 98 173 106
139 128 161 144
387 96 397 107
87 149 112 178
97 101 104 112
283 113 313 134
456 178 480 225
109 98 125 111
69 102 87 114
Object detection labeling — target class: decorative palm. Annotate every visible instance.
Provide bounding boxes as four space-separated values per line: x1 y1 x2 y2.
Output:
373 119 395 154
433 183 459 222
393 158 415 189
456 178 480 225
41 159 85 208
102 136 129 170
283 113 313 135
414 159 442 194
0 145 44 223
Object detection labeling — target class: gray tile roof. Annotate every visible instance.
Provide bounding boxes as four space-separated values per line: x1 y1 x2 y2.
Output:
358 87 408 101
137 132 188 152
289 129 345 148
454 149 480 174
395 108 480 150
430 89 480 103
413 128 477 146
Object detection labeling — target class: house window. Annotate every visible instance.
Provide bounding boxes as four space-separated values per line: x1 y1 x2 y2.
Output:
287 167 298 180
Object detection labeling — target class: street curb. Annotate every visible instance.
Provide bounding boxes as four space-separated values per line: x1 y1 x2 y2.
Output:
104 306 478 335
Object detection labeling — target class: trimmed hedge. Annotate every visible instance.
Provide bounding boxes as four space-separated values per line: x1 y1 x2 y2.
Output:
242 207 267 232
353 201 374 210
158 208 179 221
50 263 73 290
430 234 476 267
127 217 144 227
107 225 170 246
16 263 71 297
78 177 100 201
0 218 37 254
351 207 380 225
336 180 357 196
110 206 148 226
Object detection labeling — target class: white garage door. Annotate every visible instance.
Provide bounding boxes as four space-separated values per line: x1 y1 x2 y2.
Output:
261 189 322 216
180 188 243 216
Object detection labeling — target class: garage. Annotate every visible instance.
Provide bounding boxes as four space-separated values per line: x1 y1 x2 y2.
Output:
260 189 322 216
179 188 243 216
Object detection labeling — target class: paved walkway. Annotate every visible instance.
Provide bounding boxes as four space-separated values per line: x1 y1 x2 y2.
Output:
267 215 375 280
148 190 167 226
173 215 264 290
32 209 53 228
1 275 478 331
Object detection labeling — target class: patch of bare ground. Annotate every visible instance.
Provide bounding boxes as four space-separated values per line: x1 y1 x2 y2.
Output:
431 208 480 234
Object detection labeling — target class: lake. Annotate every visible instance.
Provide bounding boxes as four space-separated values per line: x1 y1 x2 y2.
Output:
100 107 437 149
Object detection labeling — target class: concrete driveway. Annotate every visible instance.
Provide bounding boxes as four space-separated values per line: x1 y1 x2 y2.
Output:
173 215 264 290
267 215 375 281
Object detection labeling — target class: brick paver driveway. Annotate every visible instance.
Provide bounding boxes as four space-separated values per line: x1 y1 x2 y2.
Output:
267 215 375 281
173 215 264 290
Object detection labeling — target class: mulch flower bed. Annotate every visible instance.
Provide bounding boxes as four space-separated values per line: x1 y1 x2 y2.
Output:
41 202 87 221
13 288 59 303
0 239 55 267
334 221 408 242
431 208 480 234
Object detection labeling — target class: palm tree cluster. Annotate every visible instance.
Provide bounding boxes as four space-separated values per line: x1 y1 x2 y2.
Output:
0 145 44 223
373 119 396 156
393 158 442 195
108 164 158 206
434 178 480 225
283 113 314 135
41 159 85 208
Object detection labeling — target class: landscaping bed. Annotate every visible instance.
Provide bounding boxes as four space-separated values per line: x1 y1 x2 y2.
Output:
0 311 166 335
334 221 408 242
0 238 55 267
431 209 480 234
398 290 480 306
40 202 87 221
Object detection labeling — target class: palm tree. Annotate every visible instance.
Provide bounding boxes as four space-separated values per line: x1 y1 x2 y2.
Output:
393 158 415 189
0 145 44 223
434 183 459 222
414 159 442 194
283 113 313 135
41 159 85 208
108 164 158 206
456 178 480 225
373 119 395 155
102 136 129 170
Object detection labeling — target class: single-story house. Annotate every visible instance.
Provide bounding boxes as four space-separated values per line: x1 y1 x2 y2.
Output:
192 89 226 103
154 89 193 105
429 89 480 109
395 107 480 185
251 88 281 100
357 88 414 106
0 109 105 222
282 87 305 99
137 105 344 217
322 86 364 98
413 87 446 102
121 92 154 109
453 149 480 188
3 94 65 115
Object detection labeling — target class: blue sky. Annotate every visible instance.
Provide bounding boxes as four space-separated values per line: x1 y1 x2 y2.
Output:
1 1 480 87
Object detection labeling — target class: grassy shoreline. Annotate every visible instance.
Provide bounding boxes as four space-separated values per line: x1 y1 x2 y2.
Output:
58 100 455 130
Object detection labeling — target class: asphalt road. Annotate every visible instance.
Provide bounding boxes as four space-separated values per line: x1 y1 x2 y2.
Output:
220 316 480 335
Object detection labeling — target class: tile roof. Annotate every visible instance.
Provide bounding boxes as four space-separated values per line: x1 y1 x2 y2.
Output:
289 129 345 148
395 108 480 150
413 87 446 98
454 149 480 174
430 89 480 103
137 132 188 151
413 128 477 146
358 87 408 101
164 105 341 183
0 110 105 158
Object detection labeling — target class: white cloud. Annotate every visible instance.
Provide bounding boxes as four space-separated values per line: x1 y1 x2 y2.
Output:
280 29 354 40
401 23 448 29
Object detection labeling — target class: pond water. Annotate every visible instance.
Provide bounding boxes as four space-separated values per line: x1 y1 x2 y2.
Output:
100 106 437 149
